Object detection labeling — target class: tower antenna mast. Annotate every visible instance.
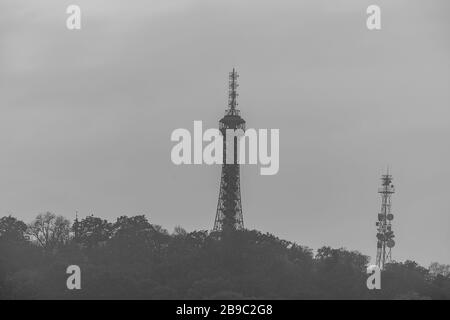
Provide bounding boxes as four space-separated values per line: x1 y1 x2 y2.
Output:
214 68 246 231
375 168 396 269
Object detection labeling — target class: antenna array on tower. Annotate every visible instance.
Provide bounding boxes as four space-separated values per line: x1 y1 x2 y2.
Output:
375 170 396 269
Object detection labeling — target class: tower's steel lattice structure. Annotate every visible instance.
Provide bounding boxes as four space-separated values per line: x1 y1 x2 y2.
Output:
376 169 396 269
214 69 246 231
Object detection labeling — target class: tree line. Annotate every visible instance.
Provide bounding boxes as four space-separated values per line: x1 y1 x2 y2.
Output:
0 213 449 299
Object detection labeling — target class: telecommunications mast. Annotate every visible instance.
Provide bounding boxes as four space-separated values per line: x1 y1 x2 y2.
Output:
375 168 396 269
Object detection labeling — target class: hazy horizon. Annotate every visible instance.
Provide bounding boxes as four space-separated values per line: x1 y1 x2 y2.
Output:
1 0 449 266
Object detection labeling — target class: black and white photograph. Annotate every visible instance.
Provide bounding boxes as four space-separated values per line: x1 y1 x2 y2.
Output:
1 0 449 309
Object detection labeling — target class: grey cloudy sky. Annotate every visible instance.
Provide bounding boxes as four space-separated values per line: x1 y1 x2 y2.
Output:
1 0 449 266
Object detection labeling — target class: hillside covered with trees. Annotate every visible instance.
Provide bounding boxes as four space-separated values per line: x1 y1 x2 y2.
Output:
1 213 449 299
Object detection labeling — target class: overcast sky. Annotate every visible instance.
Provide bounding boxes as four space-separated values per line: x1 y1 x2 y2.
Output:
1 0 449 266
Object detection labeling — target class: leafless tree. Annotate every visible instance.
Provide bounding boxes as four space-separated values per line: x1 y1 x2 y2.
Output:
429 262 450 277
27 212 71 250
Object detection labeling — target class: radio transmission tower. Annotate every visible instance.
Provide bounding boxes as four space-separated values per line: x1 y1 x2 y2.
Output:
214 68 246 231
376 169 396 269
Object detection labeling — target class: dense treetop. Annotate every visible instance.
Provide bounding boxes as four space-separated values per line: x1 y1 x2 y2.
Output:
0 214 449 299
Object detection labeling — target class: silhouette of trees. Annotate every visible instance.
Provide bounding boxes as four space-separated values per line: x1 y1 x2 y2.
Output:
27 212 70 250
314 247 371 299
429 262 450 277
0 216 28 242
73 215 112 249
0 213 449 299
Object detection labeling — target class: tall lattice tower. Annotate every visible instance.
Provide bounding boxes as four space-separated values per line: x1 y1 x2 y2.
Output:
214 68 246 231
376 169 396 269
